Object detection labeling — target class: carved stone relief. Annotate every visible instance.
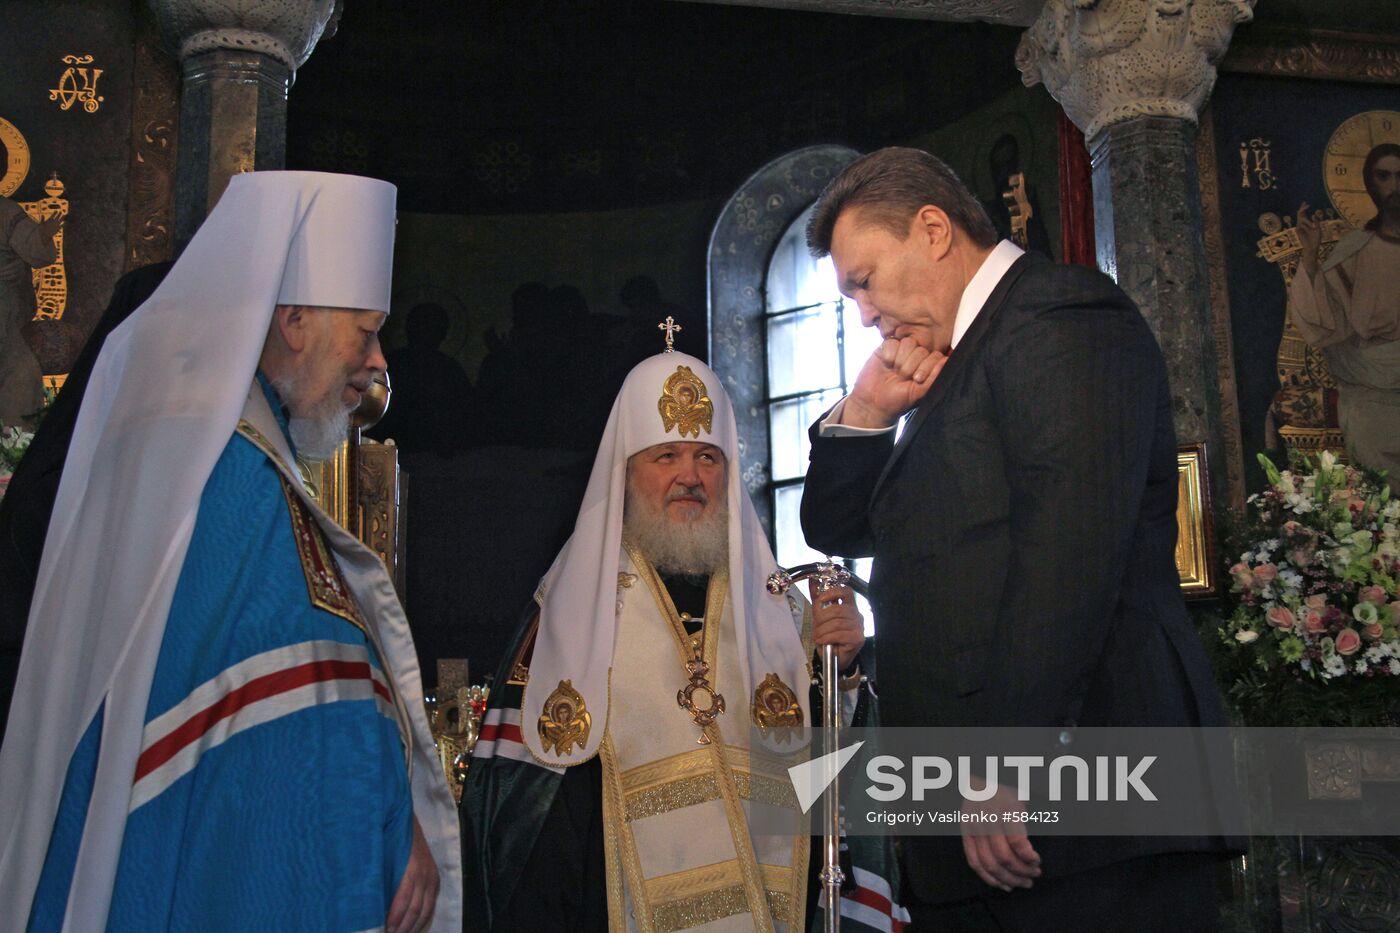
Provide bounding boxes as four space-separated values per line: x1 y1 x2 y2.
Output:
148 0 337 73
675 0 1044 26
1222 30 1400 87
1017 0 1256 141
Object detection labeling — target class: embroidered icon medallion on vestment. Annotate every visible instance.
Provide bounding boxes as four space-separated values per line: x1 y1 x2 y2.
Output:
538 679 591 756
751 672 803 734
657 366 713 438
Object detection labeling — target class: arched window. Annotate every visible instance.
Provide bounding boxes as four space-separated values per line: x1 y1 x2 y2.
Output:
708 145 878 630
763 204 880 578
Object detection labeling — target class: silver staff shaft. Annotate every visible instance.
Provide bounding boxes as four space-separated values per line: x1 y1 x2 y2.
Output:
765 560 868 932
821 640 842 933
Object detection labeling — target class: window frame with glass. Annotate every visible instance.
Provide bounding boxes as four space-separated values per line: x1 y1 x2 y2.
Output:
763 204 881 629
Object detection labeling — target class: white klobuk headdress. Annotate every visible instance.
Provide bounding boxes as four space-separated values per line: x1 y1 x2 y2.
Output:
522 351 812 765
0 173 458 930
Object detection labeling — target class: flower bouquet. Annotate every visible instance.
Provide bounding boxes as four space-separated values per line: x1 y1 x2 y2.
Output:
1217 451 1400 727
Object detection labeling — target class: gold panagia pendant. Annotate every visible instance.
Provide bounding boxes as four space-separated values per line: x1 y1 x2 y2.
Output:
538 679 591 756
677 655 726 744
751 672 804 735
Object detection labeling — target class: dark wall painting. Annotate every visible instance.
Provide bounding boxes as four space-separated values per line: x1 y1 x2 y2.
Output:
0 0 140 379
908 83 1063 263
287 2 1023 216
1205 70 1400 494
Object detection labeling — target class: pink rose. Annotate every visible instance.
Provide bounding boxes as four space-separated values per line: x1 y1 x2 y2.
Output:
1282 520 1301 535
1230 563 1253 587
1266 607 1296 630
1305 611 1327 633
1359 585 1388 606
1289 548 1314 568
1254 564 1279 584
1305 594 1327 611
1335 628 1362 656
1363 623 1384 641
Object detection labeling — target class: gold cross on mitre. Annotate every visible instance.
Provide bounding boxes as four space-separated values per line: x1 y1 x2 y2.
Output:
658 316 682 353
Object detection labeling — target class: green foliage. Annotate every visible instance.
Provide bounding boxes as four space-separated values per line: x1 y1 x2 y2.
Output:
0 424 32 471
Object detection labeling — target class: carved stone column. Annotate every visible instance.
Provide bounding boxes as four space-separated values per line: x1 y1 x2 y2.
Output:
1018 0 1254 498
149 0 338 248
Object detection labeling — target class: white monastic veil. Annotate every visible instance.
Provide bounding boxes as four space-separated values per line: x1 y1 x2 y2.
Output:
522 352 812 766
0 172 458 931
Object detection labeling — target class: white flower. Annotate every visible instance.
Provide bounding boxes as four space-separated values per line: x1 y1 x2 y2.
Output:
1354 659 1369 675
1366 646 1386 663
1323 655 1347 677
1279 569 1304 590
1235 630 1259 644
1390 659 1400 676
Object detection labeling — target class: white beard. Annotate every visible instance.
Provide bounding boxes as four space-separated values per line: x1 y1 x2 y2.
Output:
270 374 352 462
623 484 728 577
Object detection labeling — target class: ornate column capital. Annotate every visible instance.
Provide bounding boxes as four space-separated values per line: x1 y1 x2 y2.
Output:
148 0 339 75
1016 0 1255 143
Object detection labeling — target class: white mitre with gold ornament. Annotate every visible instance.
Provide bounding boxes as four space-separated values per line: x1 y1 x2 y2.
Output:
521 349 812 766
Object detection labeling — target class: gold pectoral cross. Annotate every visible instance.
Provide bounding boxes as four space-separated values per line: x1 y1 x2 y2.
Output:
677 650 725 744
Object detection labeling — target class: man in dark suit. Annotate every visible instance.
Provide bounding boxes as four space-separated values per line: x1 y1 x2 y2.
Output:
799 147 1232 929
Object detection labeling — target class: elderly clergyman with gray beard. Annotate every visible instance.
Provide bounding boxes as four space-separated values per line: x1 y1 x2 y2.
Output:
461 350 868 931
0 172 460 932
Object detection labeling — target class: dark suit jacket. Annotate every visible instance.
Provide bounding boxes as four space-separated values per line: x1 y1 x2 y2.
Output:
801 252 1234 905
